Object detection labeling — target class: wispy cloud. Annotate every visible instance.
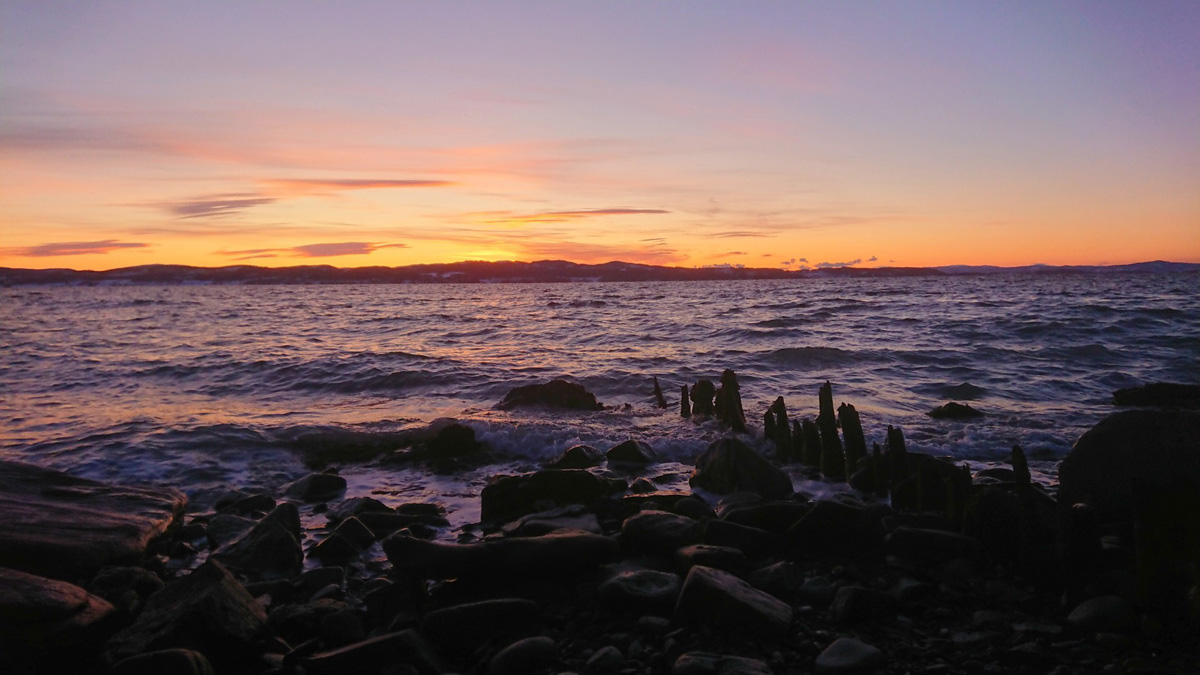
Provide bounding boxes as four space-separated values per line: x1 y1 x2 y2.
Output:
218 242 407 260
262 178 454 196
815 258 863 268
708 230 772 239
484 208 669 225
715 251 747 258
156 194 278 219
1 239 150 257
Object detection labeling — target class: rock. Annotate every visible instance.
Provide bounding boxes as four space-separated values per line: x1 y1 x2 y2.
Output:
421 598 541 649
673 652 774 675
607 439 659 465
0 460 186 581
0 566 117 674
312 532 361 564
546 444 606 469
828 586 895 625
213 503 303 580
797 576 838 607
673 496 718 520
481 469 626 524
597 569 683 614
383 534 494 579
215 491 276 515
674 565 793 637
326 496 394 523
703 519 780 559
788 499 883 558
282 471 347 502
719 500 811 534
87 566 163 617
587 644 625 672
690 438 793 499
320 608 366 647
357 510 451 535
1113 382 1200 408
104 560 266 668
205 514 256 549
1066 596 1137 634
497 379 603 411
110 649 216 675
489 635 557 675
300 630 441 675
815 638 884 673
417 422 487 460
1058 410 1200 521
487 529 621 576
631 477 658 493
886 527 982 565
928 402 985 419
501 504 602 536
746 561 802 599
621 511 705 557
675 544 748 576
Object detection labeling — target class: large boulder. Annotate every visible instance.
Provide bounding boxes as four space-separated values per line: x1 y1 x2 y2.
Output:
480 469 626 524
1058 410 1200 521
103 560 266 668
690 438 793 500
1113 383 1200 409
621 511 706 557
674 565 793 637
606 439 659 466
597 570 683 614
497 379 603 411
0 567 117 675
0 460 186 581
383 530 618 580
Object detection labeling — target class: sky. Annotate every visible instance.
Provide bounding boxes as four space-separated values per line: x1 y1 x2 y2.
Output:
2 2 1198 271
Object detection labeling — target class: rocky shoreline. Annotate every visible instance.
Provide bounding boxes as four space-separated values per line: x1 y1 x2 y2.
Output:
3 379 1199 675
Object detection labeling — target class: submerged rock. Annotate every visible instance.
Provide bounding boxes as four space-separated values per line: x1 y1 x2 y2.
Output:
496 379 603 411
928 402 985 419
690 438 793 499
0 460 186 581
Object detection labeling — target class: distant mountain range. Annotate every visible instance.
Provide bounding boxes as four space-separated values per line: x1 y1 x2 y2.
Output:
0 260 1195 285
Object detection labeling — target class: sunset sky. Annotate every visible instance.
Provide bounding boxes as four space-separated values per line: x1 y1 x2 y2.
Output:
2 2 1197 271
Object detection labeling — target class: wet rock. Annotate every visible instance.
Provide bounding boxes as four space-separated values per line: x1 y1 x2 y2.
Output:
673 496 717 520
815 637 883 673
0 460 186 581
213 503 303 580
282 471 347 502
497 379 603 411
1113 382 1200 408
788 500 883 558
1058 410 1200 521
87 566 163 618
206 514 256 548
267 598 346 644
621 511 705 557
631 477 658 493
357 510 451 536
703 519 780 559
421 598 541 649
928 402 985 419
300 629 441 675
296 566 346 598
547 444 606 469
325 496 393 523
104 560 266 668
383 534 494 579
481 469 626 524
487 529 621 576
588 644 625 672
675 544 748 576
320 608 366 647
215 491 276 515
110 649 216 675
1067 596 1137 635
598 569 683 614
0 566 117 674
607 439 659 465
673 651 773 675
489 635 557 675
416 422 487 460
690 438 793 499
501 504 602 536
313 517 377 564
828 586 896 625
674 565 793 637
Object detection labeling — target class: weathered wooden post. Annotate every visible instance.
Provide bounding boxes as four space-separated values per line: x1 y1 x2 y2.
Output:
680 385 692 418
771 397 793 461
714 369 748 433
838 402 867 477
653 377 668 409
817 382 845 481
800 419 822 467
691 380 715 417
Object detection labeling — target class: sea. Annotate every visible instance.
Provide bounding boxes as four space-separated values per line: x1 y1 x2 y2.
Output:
2 273 1197 530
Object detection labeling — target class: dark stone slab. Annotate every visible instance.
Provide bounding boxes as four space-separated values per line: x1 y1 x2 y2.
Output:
0 460 186 581
0 566 117 674
674 565 793 637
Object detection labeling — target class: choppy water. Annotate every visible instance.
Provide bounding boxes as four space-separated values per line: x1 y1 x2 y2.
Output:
1 274 1196 521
